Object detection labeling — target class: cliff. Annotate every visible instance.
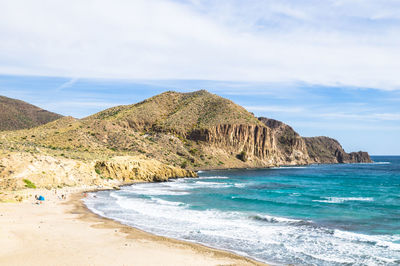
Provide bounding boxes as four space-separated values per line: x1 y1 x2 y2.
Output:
0 95 62 131
258 117 310 165
0 153 197 191
95 156 197 182
304 136 372 164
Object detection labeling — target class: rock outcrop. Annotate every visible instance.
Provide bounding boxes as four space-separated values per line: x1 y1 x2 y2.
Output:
0 153 196 190
94 156 197 182
304 136 372 164
258 117 310 165
187 124 273 160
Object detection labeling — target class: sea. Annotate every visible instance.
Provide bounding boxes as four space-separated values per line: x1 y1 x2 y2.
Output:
84 156 400 265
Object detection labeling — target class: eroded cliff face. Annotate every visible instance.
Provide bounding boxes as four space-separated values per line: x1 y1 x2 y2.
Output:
184 118 370 168
188 124 273 160
186 120 311 167
304 136 372 164
95 156 197 182
258 118 310 165
0 153 196 191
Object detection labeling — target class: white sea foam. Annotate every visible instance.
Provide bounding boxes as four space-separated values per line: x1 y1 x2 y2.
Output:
199 176 229 179
123 183 190 195
334 230 400 251
193 181 231 188
150 197 186 207
194 181 223 185
313 197 374 203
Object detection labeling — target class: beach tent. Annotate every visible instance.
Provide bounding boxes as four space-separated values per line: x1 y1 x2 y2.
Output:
38 195 45 201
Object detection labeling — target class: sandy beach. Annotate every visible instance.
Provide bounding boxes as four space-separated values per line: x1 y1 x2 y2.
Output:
0 188 266 266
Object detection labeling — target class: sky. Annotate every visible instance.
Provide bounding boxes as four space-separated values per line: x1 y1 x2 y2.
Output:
0 0 399 155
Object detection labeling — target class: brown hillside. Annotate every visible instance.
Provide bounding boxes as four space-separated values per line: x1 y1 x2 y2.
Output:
88 90 263 134
0 95 62 131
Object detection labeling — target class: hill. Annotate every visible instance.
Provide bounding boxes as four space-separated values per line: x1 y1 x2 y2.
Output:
0 95 62 131
0 90 371 172
87 90 262 133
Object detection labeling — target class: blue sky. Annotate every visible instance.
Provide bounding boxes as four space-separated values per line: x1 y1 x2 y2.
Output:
0 0 399 155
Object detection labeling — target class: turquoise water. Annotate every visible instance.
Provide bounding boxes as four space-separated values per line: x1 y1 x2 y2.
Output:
85 156 400 265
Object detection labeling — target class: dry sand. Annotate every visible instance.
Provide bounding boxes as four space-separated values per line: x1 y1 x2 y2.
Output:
0 188 266 266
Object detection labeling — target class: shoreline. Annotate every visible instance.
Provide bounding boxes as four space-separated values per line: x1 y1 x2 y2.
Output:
0 186 267 266
76 191 267 266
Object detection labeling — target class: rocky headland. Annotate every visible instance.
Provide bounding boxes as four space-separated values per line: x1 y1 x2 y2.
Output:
304 136 372 164
0 90 371 196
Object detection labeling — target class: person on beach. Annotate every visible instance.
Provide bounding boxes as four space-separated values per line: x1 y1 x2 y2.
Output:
34 195 44 204
36 195 45 204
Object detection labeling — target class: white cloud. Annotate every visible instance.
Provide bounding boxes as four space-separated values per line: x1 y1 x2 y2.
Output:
245 105 305 113
0 0 400 90
319 112 400 121
56 78 79 91
245 103 400 121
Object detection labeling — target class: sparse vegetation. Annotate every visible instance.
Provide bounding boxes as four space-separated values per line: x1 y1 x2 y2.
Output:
189 148 198 155
180 161 188 168
23 179 36 188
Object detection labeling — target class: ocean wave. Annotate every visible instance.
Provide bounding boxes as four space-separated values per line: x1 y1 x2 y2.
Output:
150 197 187 207
194 181 225 185
313 197 374 204
270 166 308 169
249 214 303 224
199 176 229 179
191 181 231 189
234 183 247 188
334 230 400 251
123 185 190 196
